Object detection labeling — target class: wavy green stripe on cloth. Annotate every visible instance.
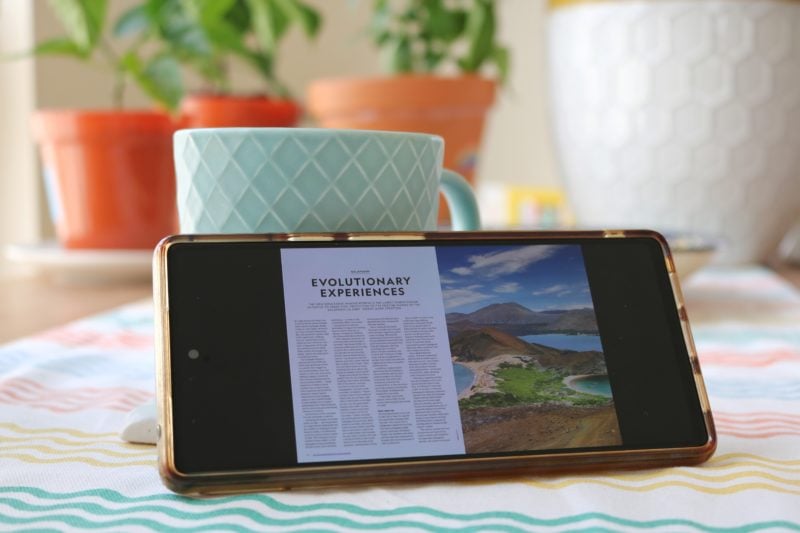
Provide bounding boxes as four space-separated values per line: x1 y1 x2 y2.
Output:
0 488 798 531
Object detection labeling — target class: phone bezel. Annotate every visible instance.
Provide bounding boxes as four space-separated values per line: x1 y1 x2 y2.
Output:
154 230 716 494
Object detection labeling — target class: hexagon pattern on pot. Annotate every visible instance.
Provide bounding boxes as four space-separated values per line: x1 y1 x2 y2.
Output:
548 0 800 263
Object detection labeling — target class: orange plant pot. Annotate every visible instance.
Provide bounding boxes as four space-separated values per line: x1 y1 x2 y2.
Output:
181 94 301 128
306 75 495 183
31 110 178 249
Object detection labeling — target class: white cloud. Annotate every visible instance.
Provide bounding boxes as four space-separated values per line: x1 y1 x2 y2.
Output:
461 245 559 278
494 282 521 293
532 283 570 296
442 287 492 310
438 274 457 285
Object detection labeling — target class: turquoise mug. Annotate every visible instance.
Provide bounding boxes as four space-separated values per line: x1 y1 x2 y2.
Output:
173 128 481 233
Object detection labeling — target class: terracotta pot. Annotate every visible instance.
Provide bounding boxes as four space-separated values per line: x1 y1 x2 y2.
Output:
306 75 495 184
181 94 301 128
31 110 178 249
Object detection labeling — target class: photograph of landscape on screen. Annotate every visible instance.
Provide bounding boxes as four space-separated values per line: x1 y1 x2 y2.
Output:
436 244 623 453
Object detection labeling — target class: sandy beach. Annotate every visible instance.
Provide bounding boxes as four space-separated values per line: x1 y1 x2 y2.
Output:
563 374 594 388
456 354 527 400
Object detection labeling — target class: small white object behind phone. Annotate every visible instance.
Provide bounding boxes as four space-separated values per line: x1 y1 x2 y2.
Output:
120 400 157 445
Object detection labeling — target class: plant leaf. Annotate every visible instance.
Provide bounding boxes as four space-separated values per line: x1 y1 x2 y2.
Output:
113 4 149 38
374 30 392 47
240 49 274 80
32 37 87 58
193 0 238 24
370 0 390 34
120 52 184 111
156 1 214 58
423 49 445 71
223 0 251 32
442 9 467 43
47 0 107 52
492 45 510 84
461 0 494 72
142 54 184 110
294 2 321 37
423 0 462 42
245 0 281 54
266 0 291 41
271 0 320 38
204 18 250 56
193 0 251 56
388 35 412 74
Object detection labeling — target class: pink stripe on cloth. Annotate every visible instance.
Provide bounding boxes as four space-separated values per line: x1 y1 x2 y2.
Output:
698 348 800 367
0 377 153 413
34 328 153 351
714 411 800 439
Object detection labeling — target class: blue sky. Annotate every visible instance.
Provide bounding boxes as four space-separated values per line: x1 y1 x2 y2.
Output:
434 244 595 314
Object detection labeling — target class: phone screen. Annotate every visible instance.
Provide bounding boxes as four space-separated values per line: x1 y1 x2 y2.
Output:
165 236 708 474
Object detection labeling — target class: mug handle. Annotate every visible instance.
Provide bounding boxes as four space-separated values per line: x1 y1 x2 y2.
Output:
440 169 481 231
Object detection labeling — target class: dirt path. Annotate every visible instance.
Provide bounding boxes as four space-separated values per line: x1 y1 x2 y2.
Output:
461 404 621 453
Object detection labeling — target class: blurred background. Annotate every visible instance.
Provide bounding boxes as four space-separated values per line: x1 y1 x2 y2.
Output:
2 0 800 279
0 0 556 278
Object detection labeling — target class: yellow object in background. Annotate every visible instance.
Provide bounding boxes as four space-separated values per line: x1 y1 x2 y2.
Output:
477 183 572 229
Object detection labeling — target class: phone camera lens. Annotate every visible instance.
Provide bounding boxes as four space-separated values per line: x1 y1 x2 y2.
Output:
188 349 200 360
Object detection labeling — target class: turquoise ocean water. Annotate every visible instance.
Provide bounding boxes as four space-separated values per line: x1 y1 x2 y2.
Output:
453 363 474 394
568 375 612 397
522 333 602 351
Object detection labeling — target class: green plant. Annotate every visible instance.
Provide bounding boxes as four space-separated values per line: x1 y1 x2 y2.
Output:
33 0 183 110
116 0 321 98
368 0 509 82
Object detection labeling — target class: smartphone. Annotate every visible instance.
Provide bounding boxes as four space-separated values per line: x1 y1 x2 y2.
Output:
154 230 715 494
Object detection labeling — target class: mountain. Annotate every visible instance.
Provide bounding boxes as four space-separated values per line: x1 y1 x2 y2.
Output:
460 302 546 325
445 312 469 322
448 325 606 374
550 308 598 332
533 350 608 375
449 326 562 362
449 325 608 374
447 302 598 334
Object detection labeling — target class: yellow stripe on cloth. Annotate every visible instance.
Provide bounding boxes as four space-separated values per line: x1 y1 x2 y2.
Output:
0 443 153 458
0 422 118 440
3 452 156 468
521 453 800 495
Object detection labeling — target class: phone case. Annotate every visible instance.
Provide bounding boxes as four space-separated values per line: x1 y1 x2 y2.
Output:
153 230 716 495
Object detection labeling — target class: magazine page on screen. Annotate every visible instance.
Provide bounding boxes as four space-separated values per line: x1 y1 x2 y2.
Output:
280 246 465 463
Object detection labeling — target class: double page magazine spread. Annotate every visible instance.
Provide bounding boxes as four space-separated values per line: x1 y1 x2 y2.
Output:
281 244 622 464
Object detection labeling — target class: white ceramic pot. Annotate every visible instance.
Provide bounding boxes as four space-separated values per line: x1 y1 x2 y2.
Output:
548 0 800 263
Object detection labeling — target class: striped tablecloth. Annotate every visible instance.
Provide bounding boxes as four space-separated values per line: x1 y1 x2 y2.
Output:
0 267 798 531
